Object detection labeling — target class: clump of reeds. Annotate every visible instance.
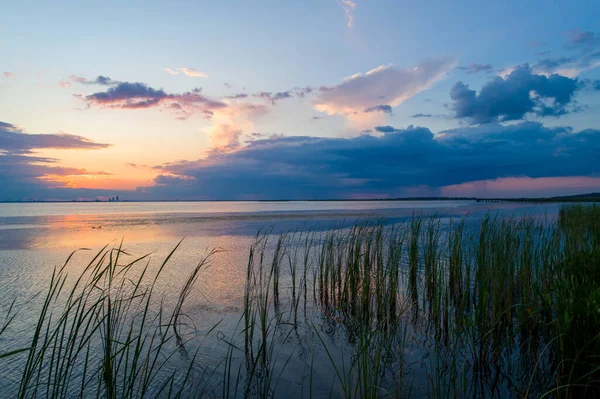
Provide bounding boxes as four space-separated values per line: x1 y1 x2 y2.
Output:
3 241 217 398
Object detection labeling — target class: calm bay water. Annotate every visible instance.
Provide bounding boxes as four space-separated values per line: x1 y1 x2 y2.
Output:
0 200 564 396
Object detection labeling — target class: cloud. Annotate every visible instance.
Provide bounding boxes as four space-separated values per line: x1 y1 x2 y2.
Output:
450 64 580 124
374 125 396 133
528 40 547 49
411 113 432 118
0 121 111 153
3 72 12 78
178 67 208 78
364 104 392 114
207 102 269 151
154 174 196 185
457 63 494 74
533 52 600 77
564 29 600 50
140 121 600 199
527 30 600 77
162 67 208 78
0 122 113 200
314 58 456 122
294 86 314 97
68 75 117 86
225 93 248 99
340 0 356 28
82 81 227 119
441 176 600 198
253 91 293 105
163 68 179 75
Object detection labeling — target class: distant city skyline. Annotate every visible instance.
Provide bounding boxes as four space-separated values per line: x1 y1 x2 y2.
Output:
2 0 600 200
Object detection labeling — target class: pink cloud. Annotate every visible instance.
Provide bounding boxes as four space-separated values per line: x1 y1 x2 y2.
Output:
3 72 13 78
314 58 456 127
69 74 88 84
162 67 208 78
441 176 600 198
207 102 269 151
82 82 226 119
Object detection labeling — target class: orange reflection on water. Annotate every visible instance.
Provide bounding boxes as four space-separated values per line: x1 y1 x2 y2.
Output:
21 213 167 250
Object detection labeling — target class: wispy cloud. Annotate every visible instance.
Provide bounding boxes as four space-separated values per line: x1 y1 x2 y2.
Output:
66 75 118 86
253 91 293 105
162 67 208 78
564 29 600 50
225 93 249 99
340 0 356 28
3 72 13 78
456 63 494 74
519 30 600 78
363 104 392 114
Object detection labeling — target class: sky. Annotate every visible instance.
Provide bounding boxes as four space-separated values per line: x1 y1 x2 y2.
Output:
1 0 600 200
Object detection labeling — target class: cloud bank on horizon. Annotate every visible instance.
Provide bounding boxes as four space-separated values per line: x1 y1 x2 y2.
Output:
1 0 600 200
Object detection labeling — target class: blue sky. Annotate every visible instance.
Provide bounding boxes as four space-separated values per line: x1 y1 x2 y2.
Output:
1 0 600 200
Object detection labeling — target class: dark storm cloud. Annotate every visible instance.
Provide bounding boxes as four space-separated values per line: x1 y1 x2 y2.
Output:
141 121 600 200
363 104 392 114
456 63 494 74
450 64 580 124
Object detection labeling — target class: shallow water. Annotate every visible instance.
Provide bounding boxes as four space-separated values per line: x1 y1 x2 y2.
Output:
0 200 565 397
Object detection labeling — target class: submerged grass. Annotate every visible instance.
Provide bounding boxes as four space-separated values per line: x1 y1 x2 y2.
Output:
1 204 600 398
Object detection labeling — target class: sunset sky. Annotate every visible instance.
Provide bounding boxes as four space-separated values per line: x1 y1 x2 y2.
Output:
1 0 600 200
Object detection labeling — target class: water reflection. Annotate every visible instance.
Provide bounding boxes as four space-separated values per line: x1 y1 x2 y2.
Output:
0 201 568 397
0 200 560 251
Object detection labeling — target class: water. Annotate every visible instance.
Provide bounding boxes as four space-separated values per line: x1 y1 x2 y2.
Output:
0 200 564 397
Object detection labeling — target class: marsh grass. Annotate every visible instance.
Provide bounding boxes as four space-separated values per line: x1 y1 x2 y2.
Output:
1 205 600 398
2 240 220 398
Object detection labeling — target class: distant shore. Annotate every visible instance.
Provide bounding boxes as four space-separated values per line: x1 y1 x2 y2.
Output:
1 194 600 204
